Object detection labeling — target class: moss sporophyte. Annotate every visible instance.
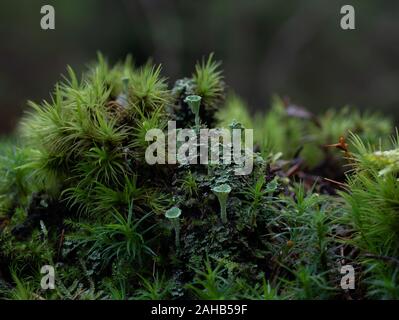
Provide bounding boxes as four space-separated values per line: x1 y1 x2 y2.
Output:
212 184 231 224
165 206 182 251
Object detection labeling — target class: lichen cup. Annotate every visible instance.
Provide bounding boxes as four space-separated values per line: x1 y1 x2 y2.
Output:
184 95 202 133
212 184 232 224
165 206 182 251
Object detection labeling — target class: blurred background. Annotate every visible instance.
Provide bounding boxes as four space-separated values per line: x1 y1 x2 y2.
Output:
0 0 399 135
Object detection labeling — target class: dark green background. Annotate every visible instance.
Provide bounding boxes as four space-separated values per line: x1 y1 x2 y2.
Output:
1 0 398 134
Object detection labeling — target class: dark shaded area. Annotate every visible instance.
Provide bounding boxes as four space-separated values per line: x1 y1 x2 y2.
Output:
11 192 68 241
1 0 399 135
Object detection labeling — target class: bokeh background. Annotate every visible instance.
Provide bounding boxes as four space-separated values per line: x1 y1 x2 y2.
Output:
1 0 399 135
